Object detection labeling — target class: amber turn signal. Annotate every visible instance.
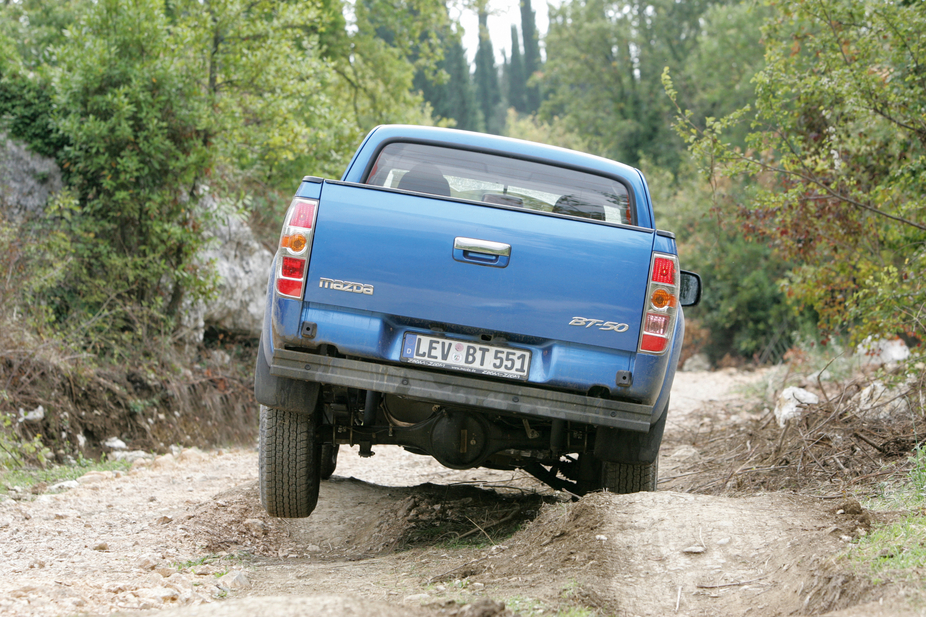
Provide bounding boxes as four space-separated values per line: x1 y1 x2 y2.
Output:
650 288 676 309
281 233 308 252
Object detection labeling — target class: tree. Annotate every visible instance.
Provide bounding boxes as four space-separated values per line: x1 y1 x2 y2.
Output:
0 0 79 71
519 0 541 113
51 0 214 338
345 0 452 134
440 35 480 130
7 0 448 354
507 25 527 113
679 2 769 150
473 9 502 134
667 0 926 342
414 24 480 131
542 0 727 169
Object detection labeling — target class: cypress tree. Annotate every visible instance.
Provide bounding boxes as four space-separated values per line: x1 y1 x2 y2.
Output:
473 10 502 133
413 30 478 131
508 25 526 113
442 34 479 130
520 0 541 113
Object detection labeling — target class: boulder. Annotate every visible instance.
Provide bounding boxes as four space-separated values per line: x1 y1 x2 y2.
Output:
200 208 272 336
104 437 128 451
856 337 910 367
179 199 273 342
217 570 250 589
17 405 44 423
0 133 63 221
853 380 911 422
682 353 710 372
774 387 819 427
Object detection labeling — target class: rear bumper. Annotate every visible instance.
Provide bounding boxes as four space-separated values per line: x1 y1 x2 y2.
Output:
270 348 654 432
271 295 671 404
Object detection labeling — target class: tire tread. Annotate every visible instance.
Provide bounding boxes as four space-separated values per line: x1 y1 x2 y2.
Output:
259 406 320 518
600 459 658 494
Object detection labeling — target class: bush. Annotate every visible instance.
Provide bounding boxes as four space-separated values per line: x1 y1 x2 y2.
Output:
666 0 926 346
649 161 804 365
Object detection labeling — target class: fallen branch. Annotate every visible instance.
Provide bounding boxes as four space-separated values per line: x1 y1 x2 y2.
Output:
455 509 521 542
852 431 887 453
697 575 768 589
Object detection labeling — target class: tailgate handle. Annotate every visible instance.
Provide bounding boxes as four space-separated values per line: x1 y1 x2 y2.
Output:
453 237 511 268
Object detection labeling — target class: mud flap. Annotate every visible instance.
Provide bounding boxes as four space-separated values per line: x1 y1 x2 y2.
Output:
593 396 668 465
254 336 320 413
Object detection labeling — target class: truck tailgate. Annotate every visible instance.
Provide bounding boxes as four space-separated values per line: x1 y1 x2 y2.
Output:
303 182 654 353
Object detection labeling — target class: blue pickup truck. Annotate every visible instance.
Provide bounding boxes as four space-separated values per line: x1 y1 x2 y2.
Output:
255 125 700 518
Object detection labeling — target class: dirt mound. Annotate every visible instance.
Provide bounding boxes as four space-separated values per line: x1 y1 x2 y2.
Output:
449 491 879 616
2 346 258 462
181 481 289 557
450 493 612 582
183 478 548 559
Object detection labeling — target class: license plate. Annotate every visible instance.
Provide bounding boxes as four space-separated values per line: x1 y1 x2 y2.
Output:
401 334 531 380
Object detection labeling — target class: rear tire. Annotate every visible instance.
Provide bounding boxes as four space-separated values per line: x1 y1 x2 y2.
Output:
320 443 339 480
254 336 320 413
259 404 321 518
577 454 658 494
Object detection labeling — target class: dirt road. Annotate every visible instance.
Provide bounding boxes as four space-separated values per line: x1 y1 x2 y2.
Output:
0 370 921 617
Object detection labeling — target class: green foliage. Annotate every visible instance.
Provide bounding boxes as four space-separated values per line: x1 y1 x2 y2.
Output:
507 26 527 114
912 447 926 499
474 10 503 134
679 1 769 151
0 414 51 470
167 0 356 182
689 231 796 362
504 109 589 152
519 0 541 114
340 0 450 133
531 0 791 361
0 204 79 348
849 447 926 583
48 0 214 352
667 0 926 344
649 159 801 364
542 0 730 169
0 11 70 160
0 0 80 70
0 453 131 486
0 0 450 359
413 22 480 131
0 72 69 160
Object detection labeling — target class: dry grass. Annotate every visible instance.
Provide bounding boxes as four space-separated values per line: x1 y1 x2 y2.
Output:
664 368 926 499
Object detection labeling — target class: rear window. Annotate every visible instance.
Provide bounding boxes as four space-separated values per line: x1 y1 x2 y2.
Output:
364 142 633 225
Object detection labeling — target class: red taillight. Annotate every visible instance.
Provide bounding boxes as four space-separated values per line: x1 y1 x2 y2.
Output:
640 333 668 353
281 256 305 279
276 278 303 297
652 257 676 285
279 198 317 254
288 199 316 229
639 253 680 355
276 197 318 298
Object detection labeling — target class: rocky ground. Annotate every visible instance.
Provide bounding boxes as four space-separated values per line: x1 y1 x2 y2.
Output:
1 369 923 617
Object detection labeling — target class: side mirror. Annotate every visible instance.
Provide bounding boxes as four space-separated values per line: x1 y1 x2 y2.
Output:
679 271 701 307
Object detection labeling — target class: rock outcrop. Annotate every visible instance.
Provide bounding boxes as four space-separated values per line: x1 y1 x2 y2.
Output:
0 133 64 221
